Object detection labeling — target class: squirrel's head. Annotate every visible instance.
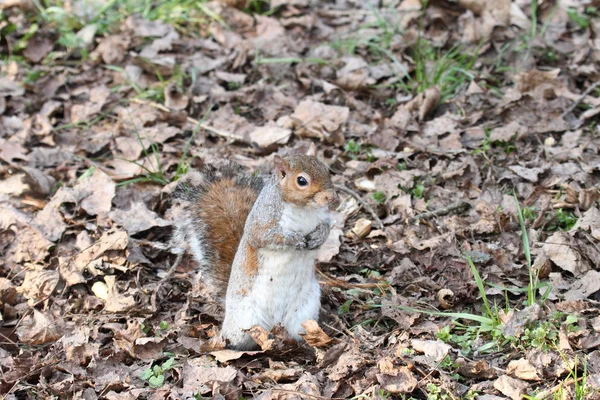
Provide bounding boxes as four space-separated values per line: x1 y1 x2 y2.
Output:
273 143 339 210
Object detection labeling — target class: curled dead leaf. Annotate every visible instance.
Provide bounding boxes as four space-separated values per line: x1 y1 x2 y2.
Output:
300 320 334 347
16 309 62 345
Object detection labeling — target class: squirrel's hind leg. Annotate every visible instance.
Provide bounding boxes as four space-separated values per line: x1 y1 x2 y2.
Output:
282 279 321 340
221 299 263 350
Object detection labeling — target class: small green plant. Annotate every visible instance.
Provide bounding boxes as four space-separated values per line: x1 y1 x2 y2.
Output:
159 321 169 330
412 182 425 199
344 140 362 158
472 129 492 162
140 357 175 388
372 191 386 204
567 8 592 30
396 162 407 171
549 209 578 231
426 383 451 400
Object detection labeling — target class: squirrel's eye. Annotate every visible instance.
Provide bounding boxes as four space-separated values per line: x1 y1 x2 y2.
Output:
296 176 308 187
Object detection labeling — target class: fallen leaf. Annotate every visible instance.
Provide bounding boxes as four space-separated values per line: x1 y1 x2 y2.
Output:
411 339 452 363
16 309 62 345
290 99 349 145
0 205 53 263
571 207 600 240
109 201 171 235
249 122 291 149
300 320 334 347
493 374 529 400
564 270 600 300
23 34 53 63
18 269 60 303
94 34 130 64
501 305 542 338
182 357 237 394
246 325 274 351
543 232 590 276
60 228 128 286
508 165 546 183
73 168 116 216
376 365 418 394
103 275 136 313
70 85 111 124
210 349 262 363
507 358 541 381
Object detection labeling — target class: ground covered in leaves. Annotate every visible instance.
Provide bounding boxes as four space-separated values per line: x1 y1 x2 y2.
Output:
1 0 600 398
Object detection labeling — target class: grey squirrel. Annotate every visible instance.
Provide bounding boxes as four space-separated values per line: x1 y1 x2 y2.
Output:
172 144 339 349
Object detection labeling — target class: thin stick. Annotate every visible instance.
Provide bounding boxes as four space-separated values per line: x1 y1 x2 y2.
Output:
317 268 389 289
150 253 183 312
129 98 249 144
561 79 600 118
409 200 470 223
334 184 384 230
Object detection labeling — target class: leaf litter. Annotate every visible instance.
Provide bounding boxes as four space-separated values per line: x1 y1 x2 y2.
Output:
1 0 600 398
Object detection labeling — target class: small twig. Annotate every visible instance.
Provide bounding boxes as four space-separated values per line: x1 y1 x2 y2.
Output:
409 201 471 223
317 268 389 289
150 253 183 312
561 79 600 118
129 98 249 144
334 184 384 230
268 389 345 400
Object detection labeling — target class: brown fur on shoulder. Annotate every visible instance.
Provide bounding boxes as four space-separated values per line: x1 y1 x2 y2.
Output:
173 162 263 299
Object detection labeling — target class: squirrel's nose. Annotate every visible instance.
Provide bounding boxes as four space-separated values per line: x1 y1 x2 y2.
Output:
326 191 340 209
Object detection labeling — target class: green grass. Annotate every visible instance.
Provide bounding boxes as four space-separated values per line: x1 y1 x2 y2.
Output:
15 0 223 60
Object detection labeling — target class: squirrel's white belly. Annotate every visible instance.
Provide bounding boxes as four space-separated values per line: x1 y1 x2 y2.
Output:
252 249 320 331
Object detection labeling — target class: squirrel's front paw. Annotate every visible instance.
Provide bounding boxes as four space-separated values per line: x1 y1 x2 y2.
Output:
306 222 331 250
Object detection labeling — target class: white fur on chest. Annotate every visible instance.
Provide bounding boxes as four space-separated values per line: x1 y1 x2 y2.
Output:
279 204 329 235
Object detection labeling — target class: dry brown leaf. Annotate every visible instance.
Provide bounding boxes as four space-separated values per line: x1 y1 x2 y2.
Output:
490 121 527 142
376 365 418 394
70 85 111 124
543 232 590 276
210 349 263 363
249 123 292 149
18 269 60 303
23 34 53 63
182 357 237 394
16 309 62 345
507 358 541 381
300 320 333 347
493 375 529 400
60 228 129 286
289 99 349 145
571 207 600 240
246 325 274 351
73 168 116 216
411 339 452 362
508 165 546 183
0 205 53 263
564 270 600 300
327 345 366 381
94 34 130 64
501 304 542 338
103 275 136 313
109 201 171 235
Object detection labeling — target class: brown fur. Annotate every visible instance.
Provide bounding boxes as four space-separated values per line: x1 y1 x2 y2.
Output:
243 244 259 277
190 178 259 294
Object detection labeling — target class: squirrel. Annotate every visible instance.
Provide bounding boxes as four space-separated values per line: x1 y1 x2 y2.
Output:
172 144 339 350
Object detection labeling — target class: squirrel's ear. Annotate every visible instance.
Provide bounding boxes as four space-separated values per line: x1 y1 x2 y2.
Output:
273 155 288 178
306 142 317 156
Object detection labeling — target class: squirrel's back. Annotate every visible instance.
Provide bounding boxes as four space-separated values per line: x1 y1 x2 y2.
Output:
172 162 263 298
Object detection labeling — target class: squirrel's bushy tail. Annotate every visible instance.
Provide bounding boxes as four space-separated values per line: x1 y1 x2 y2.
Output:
172 162 263 299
